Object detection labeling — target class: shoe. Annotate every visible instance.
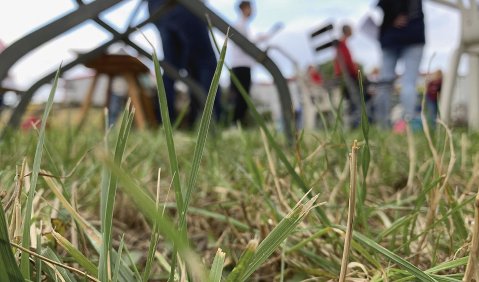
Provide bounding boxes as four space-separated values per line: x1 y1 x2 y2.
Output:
393 119 407 134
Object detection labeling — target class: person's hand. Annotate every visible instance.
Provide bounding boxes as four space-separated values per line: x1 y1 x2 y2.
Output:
393 14 408 28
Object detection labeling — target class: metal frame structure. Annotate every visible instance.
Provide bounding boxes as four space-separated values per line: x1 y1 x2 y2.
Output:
0 0 294 141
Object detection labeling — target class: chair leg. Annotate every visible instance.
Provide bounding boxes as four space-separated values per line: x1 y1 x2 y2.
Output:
124 73 147 129
439 47 462 125
77 74 99 130
467 53 479 129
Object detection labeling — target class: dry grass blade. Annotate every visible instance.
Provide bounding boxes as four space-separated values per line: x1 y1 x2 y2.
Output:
463 179 479 281
260 128 290 212
418 120 457 251
339 140 359 282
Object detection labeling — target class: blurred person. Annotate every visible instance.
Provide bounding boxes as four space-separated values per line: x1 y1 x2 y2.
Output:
334 24 362 128
425 69 442 125
229 0 281 125
147 0 222 127
107 76 128 127
229 0 255 125
374 0 425 130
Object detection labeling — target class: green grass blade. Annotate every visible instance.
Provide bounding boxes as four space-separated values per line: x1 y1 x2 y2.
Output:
123 243 142 282
426 256 468 274
0 204 23 281
357 70 371 230
112 234 125 282
151 48 185 281
225 240 257 282
334 225 437 282
36 232 42 282
238 194 319 281
208 248 226 282
51 230 98 277
20 65 61 278
152 51 183 212
142 173 162 282
99 104 134 281
177 31 228 238
166 30 228 281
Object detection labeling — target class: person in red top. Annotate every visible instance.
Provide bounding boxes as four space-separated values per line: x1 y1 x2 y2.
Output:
334 24 361 128
334 25 358 79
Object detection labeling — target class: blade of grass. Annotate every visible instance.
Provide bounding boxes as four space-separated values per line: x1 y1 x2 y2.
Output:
357 70 371 231
99 102 135 282
20 65 61 278
112 234 125 282
238 194 320 281
464 183 479 280
177 28 228 236
36 229 42 282
0 204 23 281
51 230 98 277
208 248 226 282
339 140 359 282
165 30 228 281
150 43 185 281
151 51 183 212
225 240 257 282
122 243 143 282
142 169 163 282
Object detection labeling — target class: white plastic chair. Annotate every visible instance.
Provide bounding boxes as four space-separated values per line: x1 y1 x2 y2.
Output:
434 0 479 128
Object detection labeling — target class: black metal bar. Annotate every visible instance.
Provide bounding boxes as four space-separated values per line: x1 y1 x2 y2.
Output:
176 0 295 143
310 23 334 38
0 0 123 82
314 39 338 53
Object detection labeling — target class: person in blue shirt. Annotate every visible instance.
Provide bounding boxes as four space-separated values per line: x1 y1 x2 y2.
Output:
147 0 222 127
374 0 425 130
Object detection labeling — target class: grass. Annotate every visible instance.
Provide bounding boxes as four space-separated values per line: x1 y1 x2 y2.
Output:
1 47 479 281
0 104 478 281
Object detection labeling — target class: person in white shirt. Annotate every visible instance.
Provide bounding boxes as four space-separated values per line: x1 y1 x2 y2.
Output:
229 1 256 125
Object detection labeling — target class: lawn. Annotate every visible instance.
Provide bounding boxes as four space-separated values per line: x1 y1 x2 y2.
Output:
1 40 478 281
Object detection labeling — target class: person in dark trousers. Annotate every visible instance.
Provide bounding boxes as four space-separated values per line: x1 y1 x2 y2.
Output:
374 0 425 130
229 0 255 125
334 24 361 128
147 0 222 126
